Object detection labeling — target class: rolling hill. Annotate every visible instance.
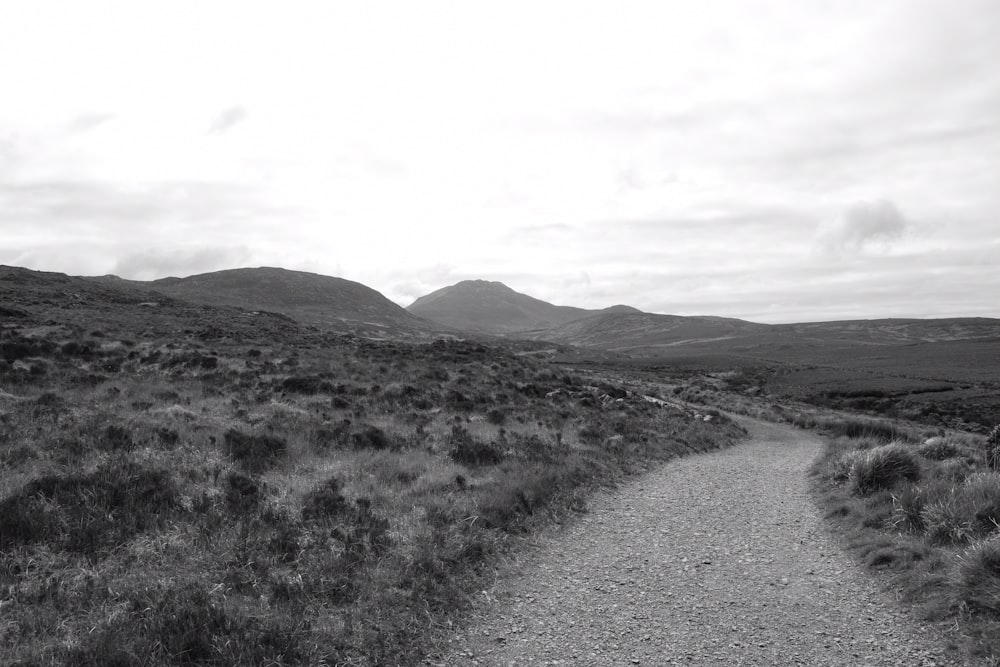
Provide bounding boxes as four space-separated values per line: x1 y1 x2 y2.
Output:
140 267 439 336
406 279 641 333
523 311 771 350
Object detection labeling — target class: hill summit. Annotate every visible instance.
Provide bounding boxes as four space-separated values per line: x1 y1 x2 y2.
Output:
406 279 642 334
146 267 434 334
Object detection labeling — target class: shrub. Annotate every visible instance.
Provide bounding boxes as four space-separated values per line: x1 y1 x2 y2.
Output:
302 476 349 521
281 375 332 395
958 536 1000 613
60 340 95 358
313 419 352 451
100 424 135 452
66 583 305 665
225 471 264 513
0 461 178 553
486 407 507 425
351 425 396 451
348 497 393 561
849 443 921 495
224 429 287 471
447 425 503 466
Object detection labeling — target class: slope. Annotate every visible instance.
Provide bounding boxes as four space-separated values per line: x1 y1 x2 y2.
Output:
406 279 641 334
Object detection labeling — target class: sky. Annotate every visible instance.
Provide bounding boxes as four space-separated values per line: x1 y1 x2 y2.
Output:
1 0 999 323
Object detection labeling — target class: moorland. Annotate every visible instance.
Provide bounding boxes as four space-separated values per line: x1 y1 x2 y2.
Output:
0 266 740 665
2 264 999 664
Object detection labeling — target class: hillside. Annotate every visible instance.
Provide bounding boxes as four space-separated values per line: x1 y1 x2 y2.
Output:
0 263 740 666
525 311 770 350
774 318 1000 344
406 280 641 333
142 267 438 337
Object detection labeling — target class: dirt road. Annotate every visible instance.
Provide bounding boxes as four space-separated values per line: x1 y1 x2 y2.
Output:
435 418 965 666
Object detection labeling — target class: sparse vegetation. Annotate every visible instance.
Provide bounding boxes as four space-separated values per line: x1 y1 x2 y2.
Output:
0 267 743 665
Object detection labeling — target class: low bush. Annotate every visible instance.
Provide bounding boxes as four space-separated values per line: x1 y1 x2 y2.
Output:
301 476 350 521
281 375 332 395
447 425 503 466
100 424 135 452
0 461 178 553
226 471 265 513
66 583 306 665
351 425 397 451
224 429 288 471
849 443 921 495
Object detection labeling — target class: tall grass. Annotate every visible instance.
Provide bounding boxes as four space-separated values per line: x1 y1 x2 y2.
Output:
812 425 1000 662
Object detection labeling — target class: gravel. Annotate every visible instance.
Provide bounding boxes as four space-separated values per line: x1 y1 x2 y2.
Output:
433 418 972 666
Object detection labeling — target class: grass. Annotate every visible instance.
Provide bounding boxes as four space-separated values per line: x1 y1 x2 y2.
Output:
811 424 1000 663
0 281 744 665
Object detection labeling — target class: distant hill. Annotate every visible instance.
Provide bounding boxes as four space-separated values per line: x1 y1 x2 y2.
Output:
524 311 770 350
143 267 437 336
774 318 1000 344
0 265 306 342
407 280 642 333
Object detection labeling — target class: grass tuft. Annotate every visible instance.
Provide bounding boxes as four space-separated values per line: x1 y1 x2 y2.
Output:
958 536 1000 614
849 443 921 495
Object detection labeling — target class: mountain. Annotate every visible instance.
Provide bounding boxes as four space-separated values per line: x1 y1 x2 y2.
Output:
406 280 642 333
143 267 437 336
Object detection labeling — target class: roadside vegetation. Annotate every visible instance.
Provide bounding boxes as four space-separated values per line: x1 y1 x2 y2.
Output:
0 284 742 665
810 422 1000 662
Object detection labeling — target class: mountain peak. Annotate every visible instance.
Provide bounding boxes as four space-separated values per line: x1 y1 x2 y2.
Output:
407 280 644 334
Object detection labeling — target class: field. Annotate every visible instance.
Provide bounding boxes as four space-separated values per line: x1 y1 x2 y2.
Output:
605 334 1000 433
0 269 742 665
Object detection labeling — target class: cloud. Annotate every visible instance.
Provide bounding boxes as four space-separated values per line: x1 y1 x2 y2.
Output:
0 179 292 229
112 246 254 281
208 106 249 134
818 200 910 252
67 112 115 134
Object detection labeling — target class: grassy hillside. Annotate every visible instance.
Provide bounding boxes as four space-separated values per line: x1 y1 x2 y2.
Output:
0 267 742 665
524 311 769 349
128 267 439 338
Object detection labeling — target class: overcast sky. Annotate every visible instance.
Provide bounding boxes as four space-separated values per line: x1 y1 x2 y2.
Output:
2 1 998 323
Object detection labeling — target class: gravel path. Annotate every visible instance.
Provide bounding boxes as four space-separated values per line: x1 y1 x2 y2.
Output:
434 418 968 666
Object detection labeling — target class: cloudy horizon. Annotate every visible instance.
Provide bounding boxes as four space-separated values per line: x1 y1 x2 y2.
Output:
2 1 999 324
